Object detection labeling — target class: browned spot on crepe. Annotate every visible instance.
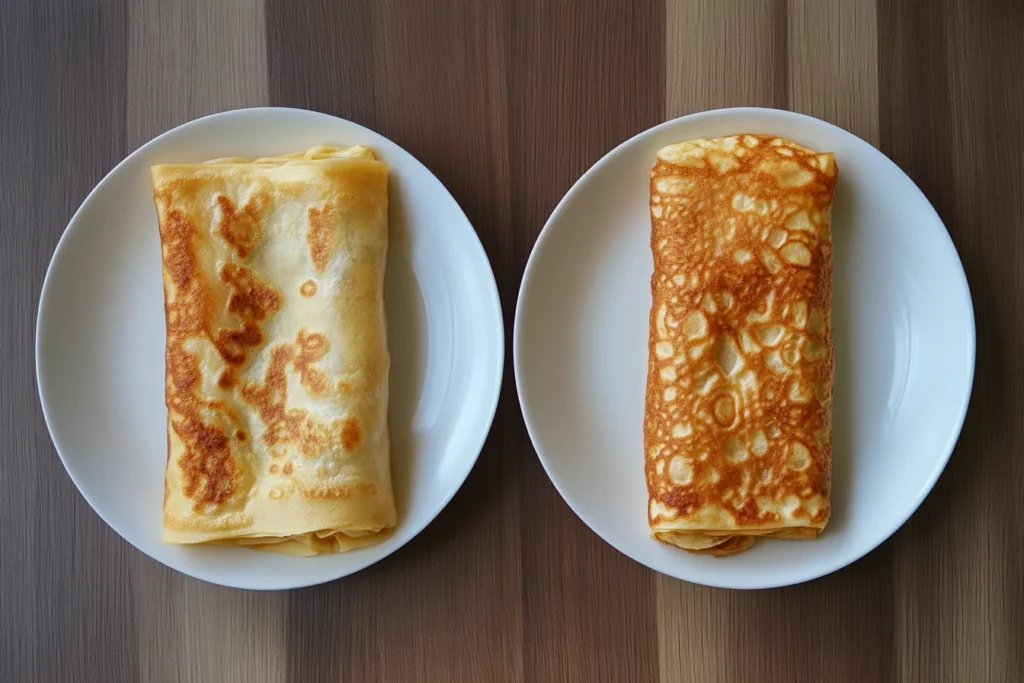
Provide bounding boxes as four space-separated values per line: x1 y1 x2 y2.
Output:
340 416 362 451
214 192 268 259
307 204 335 272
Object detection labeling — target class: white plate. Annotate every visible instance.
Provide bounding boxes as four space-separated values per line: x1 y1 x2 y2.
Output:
514 108 975 589
36 107 503 590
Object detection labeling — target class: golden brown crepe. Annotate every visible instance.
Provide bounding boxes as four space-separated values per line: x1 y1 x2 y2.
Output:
152 145 396 556
645 135 838 557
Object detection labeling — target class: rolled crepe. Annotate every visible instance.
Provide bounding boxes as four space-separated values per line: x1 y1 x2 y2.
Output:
153 145 396 555
645 135 838 556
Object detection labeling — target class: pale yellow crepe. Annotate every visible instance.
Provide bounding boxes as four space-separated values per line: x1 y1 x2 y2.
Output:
152 145 395 556
645 135 837 556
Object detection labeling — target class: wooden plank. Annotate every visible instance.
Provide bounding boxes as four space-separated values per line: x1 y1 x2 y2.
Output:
123 3 285 683
662 4 787 680
0 1 137 682
509 1 664 682
126 0 270 147
364 3 523 680
266 1 521 680
659 2 896 682
666 0 789 116
263 7 381 680
265 0 376 126
788 0 879 145
878 1 1024 680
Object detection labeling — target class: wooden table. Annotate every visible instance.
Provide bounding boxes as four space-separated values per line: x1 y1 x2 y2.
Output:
2 1 1021 681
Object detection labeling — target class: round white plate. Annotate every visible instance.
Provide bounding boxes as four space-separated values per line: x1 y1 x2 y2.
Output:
37 107 503 590
514 107 975 589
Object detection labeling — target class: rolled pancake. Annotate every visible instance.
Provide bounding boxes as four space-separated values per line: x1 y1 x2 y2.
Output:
153 145 396 556
645 135 838 557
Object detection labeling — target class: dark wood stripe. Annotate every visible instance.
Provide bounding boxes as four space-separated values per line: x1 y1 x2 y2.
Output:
358 1 523 681
0 2 138 682
879 1 1024 680
265 3 380 681
266 0 376 126
268 1 522 680
509 1 663 681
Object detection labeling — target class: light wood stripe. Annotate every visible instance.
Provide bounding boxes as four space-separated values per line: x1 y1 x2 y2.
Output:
660 2 894 681
662 6 790 679
665 0 789 117
125 0 269 147
124 3 283 683
788 0 879 145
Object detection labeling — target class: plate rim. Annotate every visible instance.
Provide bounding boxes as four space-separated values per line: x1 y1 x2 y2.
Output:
513 106 976 589
35 106 505 590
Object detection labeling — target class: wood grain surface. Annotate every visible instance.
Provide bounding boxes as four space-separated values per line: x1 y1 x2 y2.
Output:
1 0 1021 681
